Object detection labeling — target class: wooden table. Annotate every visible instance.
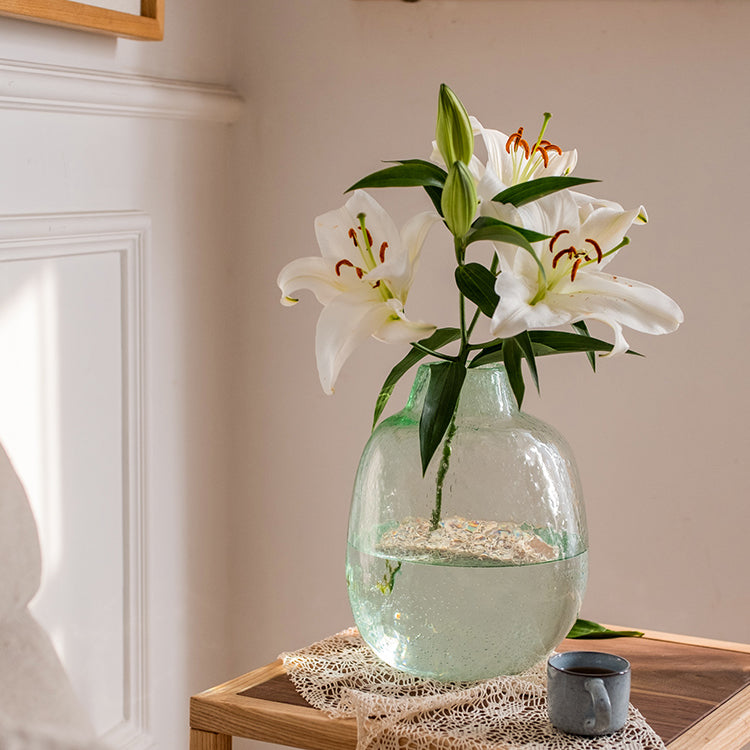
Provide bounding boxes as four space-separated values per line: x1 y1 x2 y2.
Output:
189 627 750 749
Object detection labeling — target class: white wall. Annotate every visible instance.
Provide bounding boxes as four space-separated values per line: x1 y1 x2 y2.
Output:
0 6 238 749
227 0 750 695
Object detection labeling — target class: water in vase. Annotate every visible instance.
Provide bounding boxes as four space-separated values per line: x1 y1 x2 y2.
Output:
346 541 587 681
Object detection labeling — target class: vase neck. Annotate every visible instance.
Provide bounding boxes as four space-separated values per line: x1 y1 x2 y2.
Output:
406 363 518 421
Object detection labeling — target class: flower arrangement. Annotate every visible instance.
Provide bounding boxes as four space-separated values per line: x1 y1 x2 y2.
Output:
278 85 683 475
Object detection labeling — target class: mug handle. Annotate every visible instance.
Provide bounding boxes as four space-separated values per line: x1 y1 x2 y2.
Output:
583 678 611 733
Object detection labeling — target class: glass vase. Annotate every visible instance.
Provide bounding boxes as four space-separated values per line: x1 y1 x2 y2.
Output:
345 362 588 681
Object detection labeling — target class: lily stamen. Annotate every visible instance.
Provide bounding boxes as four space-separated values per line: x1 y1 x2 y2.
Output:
528 138 563 169
585 238 603 263
335 258 364 279
549 229 570 254
540 140 562 155
379 242 388 263
348 228 359 247
552 247 575 269
506 127 530 158
570 258 583 282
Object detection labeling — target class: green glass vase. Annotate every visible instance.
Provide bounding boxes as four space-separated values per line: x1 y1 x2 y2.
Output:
346 363 588 681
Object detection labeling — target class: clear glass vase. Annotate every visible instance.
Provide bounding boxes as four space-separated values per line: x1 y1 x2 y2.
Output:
346 363 588 681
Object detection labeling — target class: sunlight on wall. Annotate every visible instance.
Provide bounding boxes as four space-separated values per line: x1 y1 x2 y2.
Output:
0 264 63 619
0 251 126 736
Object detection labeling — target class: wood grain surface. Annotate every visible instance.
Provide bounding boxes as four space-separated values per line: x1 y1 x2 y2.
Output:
0 0 164 40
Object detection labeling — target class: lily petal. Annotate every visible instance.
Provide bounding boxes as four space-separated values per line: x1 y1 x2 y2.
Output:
314 190 399 265
315 290 393 394
374 299 436 343
491 271 572 338
556 271 684 338
472 119 513 188
574 203 648 265
277 256 345 306
367 211 440 298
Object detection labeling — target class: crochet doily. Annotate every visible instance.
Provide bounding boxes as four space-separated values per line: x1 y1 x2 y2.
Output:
280 628 666 750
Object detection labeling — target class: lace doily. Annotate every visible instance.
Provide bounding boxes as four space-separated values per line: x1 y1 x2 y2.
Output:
280 628 667 750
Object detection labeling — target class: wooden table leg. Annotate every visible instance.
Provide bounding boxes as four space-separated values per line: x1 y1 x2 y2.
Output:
190 728 232 750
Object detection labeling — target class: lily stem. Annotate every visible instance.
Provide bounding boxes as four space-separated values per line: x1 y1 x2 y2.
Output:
430 238 470 530
431 412 457 531
411 342 457 361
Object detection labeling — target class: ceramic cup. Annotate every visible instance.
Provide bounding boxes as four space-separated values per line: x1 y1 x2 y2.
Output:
547 651 631 736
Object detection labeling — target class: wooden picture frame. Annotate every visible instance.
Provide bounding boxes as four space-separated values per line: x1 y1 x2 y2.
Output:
0 0 164 41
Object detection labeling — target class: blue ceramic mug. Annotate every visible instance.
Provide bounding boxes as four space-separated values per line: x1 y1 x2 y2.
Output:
547 651 631 736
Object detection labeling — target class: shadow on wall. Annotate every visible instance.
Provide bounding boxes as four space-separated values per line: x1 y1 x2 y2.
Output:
0 441 103 749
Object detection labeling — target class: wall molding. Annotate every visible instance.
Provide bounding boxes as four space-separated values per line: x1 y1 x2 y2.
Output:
0 57 243 122
0 211 152 749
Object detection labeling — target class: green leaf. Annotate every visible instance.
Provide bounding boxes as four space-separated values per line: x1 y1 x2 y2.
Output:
567 618 644 639
492 176 600 207
571 321 596 372
346 162 447 193
465 218 546 281
502 337 525 408
469 329 642 369
372 328 461 429
423 185 444 216
455 263 499 318
387 161 446 216
469 342 504 368
529 330 641 356
419 361 466 475
515 331 539 394
468 216 549 245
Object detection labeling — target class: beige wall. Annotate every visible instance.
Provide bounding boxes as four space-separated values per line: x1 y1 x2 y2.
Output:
227 0 749 687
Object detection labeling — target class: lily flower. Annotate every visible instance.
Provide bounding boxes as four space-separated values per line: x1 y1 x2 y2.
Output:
488 190 683 355
278 191 439 393
430 114 578 207
473 115 579 217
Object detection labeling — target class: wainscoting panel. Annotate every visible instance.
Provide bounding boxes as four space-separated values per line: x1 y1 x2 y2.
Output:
0 212 150 748
0 57 243 122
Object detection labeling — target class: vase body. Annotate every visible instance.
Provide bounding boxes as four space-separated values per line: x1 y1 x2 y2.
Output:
346 363 588 681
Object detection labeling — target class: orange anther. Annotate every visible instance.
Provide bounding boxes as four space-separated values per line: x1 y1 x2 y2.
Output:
540 140 562 156
335 259 354 276
552 247 574 268
549 229 570 254
585 238 603 263
506 128 530 157
570 258 582 282
335 259 364 279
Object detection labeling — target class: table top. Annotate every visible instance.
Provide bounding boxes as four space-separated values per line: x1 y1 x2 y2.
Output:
190 627 750 749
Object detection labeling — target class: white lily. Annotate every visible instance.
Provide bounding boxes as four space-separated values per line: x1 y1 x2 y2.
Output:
472 115 579 221
489 190 683 355
430 114 577 207
278 190 439 393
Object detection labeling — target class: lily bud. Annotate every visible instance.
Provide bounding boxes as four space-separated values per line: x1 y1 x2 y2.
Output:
441 161 477 238
436 84 473 167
